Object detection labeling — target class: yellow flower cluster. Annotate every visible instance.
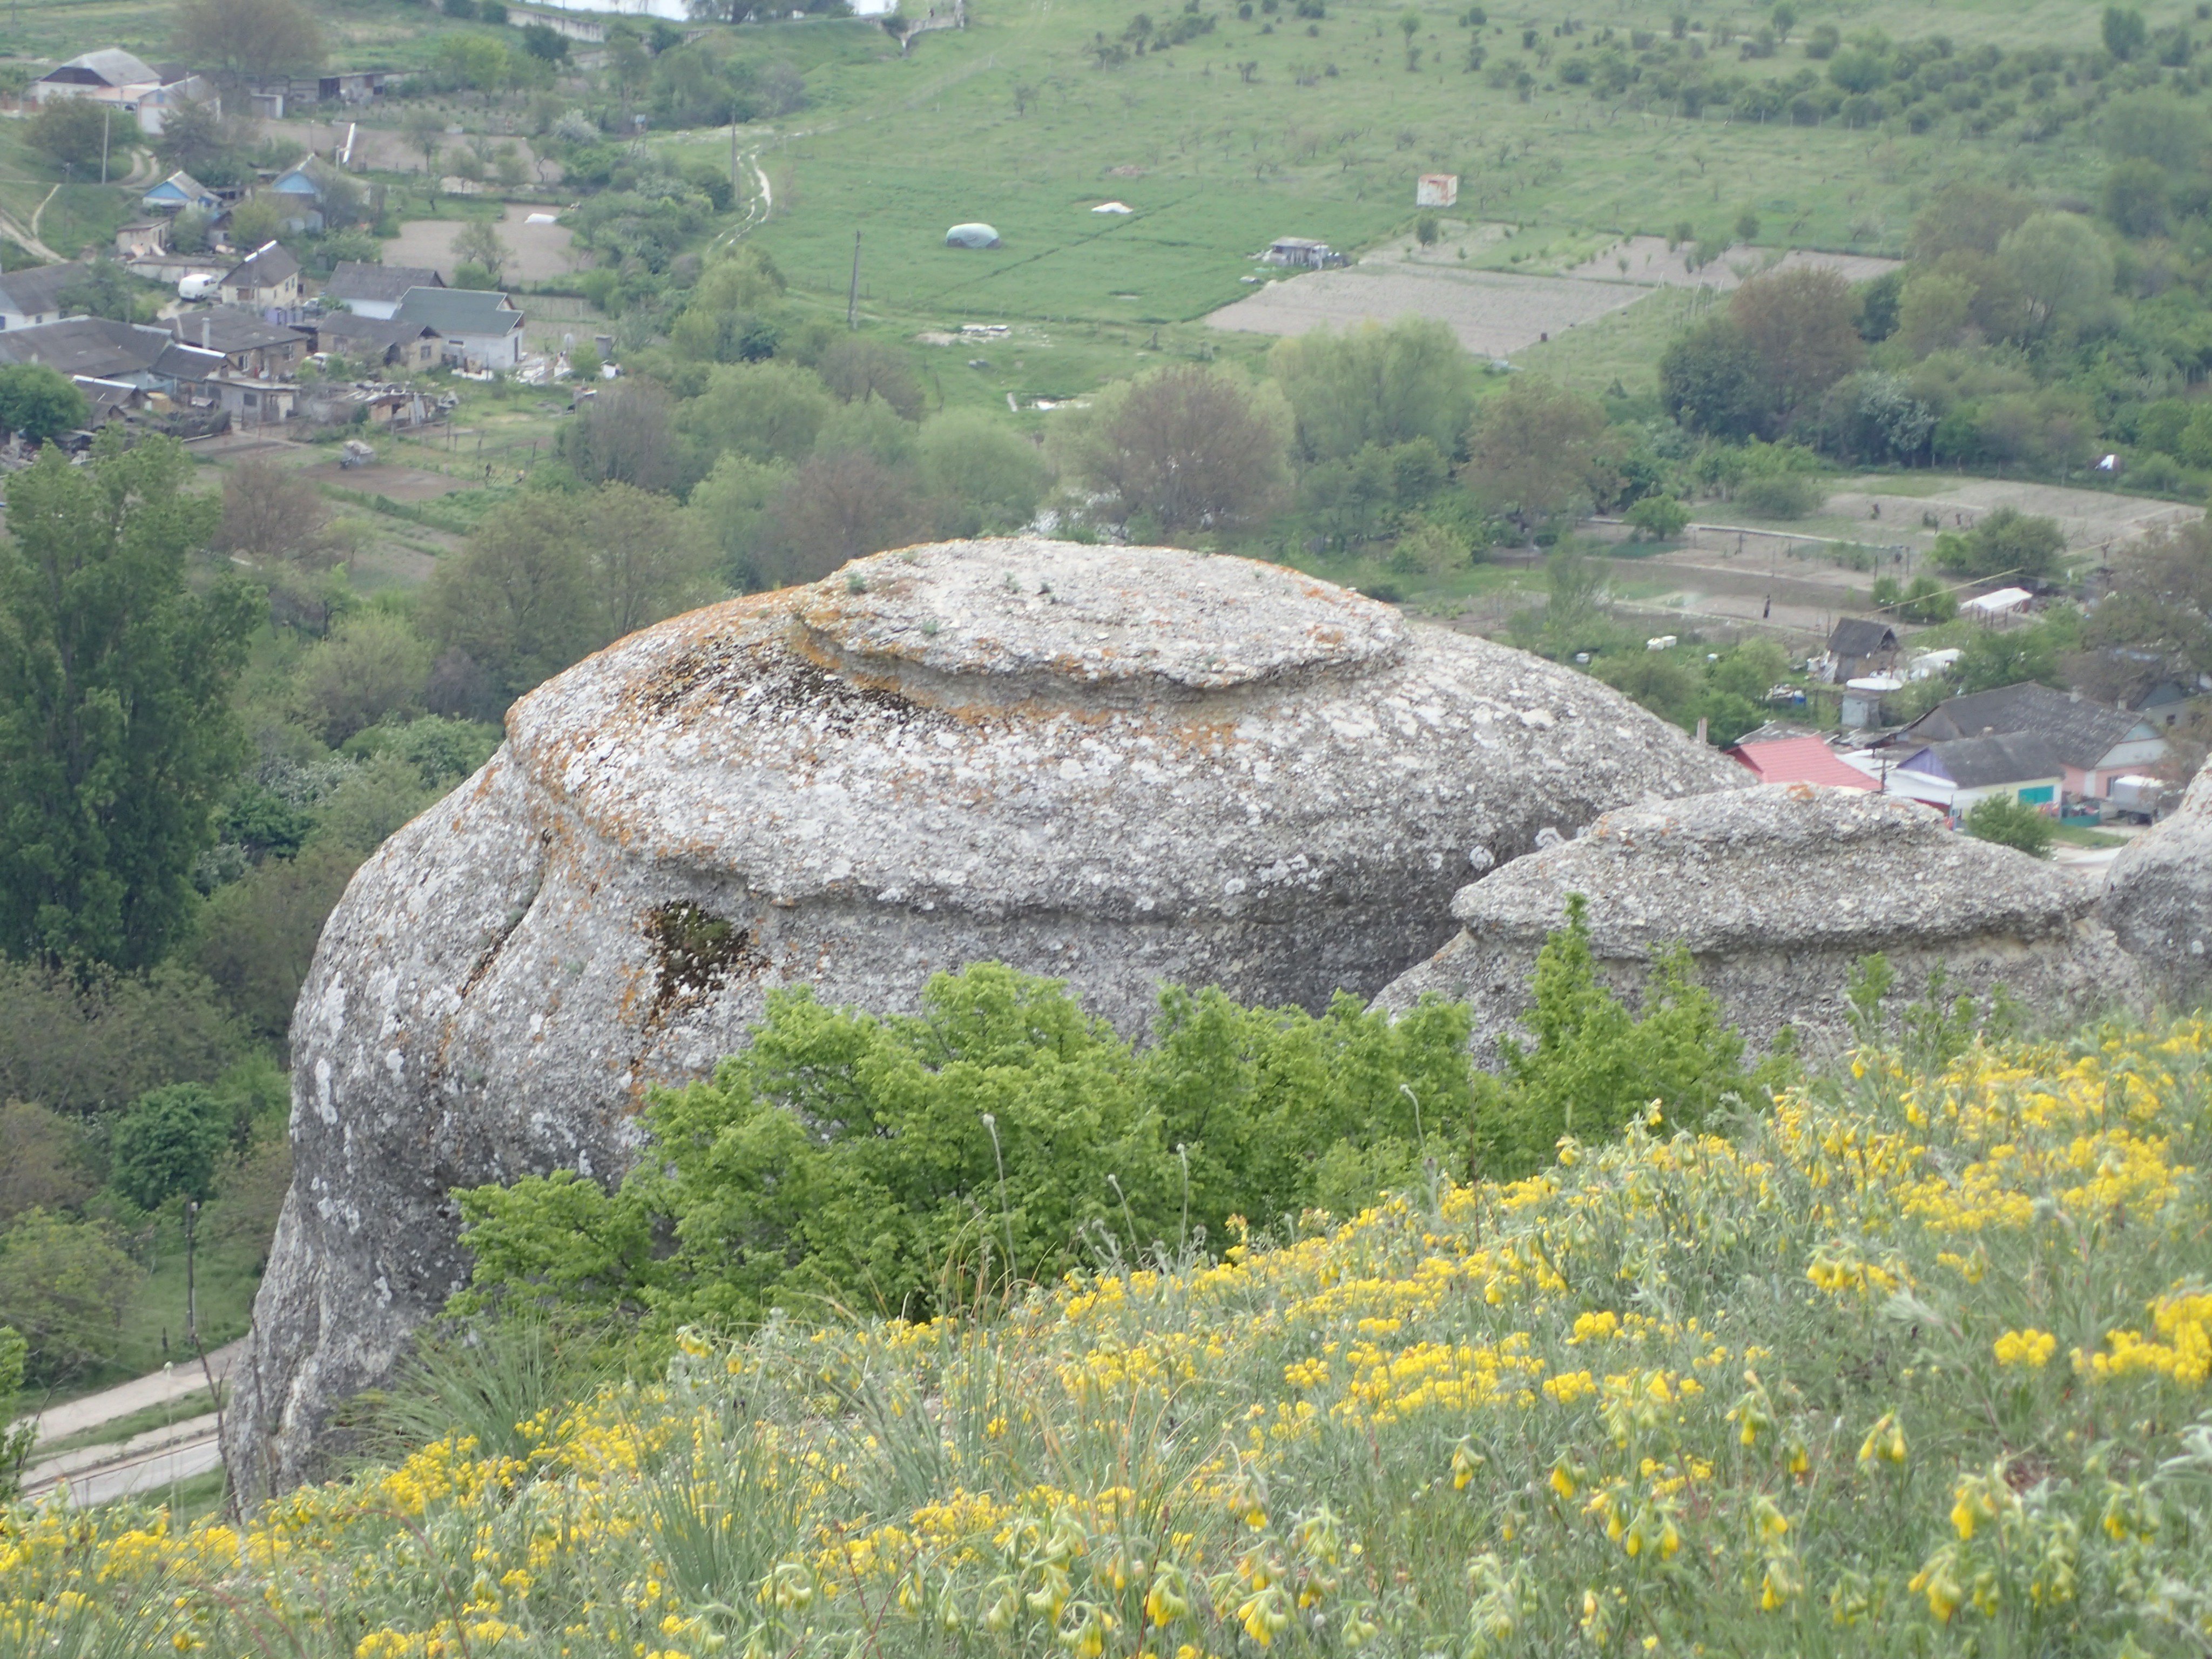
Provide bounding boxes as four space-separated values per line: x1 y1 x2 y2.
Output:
2077 1289 2212 1387
6 1019 2209 1656
1992 1327 2057 1370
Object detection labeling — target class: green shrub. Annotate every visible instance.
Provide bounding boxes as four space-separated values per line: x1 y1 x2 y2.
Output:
0 961 241 1118
0 1323 28 1498
110 1083 233 1213
1625 493 1690 541
1736 471 1825 518
1474 894 1764 1179
1963 793 2055 859
0 1208 143 1384
455 965 1473 1328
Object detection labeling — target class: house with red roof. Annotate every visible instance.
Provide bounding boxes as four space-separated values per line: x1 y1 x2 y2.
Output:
1725 735 1880 792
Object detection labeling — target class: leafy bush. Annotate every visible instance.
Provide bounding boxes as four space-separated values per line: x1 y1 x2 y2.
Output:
1625 493 1690 541
1474 895 1763 1179
110 1083 234 1212
0 1323 28 1498
455 964 1472 1327
0 1102 95 1231
0 1208 143 1384
1735 471 1825 518
0 961 240 1118
1963 793 2055 859
1931 505 2068 582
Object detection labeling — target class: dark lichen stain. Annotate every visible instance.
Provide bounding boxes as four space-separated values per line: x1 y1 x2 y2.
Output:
645 900 766 1019
765 655 935 734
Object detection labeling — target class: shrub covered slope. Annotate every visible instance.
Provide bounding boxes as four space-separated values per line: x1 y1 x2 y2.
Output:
8 1013 2212 1656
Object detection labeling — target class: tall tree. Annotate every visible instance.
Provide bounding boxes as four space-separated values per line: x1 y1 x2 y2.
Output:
1727 267 1863 429
172 0 323 87
1269 316 1475 464
580 483 714 642
421 494 596 701
563 380 686 494
0 437 252 970
1055 365 1292 536
23 98 111 171
761 449 922 587
1460 378 1612 533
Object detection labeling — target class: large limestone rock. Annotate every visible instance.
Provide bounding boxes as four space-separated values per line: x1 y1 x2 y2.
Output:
1375 781 2145 1062
2102 765 2212 1004
226 538 1738 1496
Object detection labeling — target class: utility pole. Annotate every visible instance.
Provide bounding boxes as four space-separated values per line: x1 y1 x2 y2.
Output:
100 105 111 184
846 229 861 329
731 114 739 199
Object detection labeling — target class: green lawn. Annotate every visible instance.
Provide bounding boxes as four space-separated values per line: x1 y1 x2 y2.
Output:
105 1211 267 1381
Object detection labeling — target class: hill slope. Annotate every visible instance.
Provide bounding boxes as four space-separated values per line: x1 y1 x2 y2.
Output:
7 1018 2212 1655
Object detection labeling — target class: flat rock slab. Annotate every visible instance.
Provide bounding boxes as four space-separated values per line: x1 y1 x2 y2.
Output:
1377 781 2145 1064
227 538 1741 1499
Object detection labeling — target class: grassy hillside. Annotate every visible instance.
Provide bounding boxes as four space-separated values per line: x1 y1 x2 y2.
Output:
733 0 2147 329
10 1015 2211 1656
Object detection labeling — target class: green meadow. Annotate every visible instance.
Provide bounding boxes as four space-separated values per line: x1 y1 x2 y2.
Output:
732 0 2146 333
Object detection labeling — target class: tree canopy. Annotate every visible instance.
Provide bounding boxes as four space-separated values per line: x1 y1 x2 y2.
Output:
172 0 324 86
0 367 90 446
0 436 253 970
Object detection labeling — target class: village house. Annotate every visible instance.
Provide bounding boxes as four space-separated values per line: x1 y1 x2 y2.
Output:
394 286 524 369
172 307 309 379
1725 734 1879 792
241 70 394 120
142 171 222 216
269 159 346 235
0 262 86 331
301 311 442 372
114 221 168 260
31 49 215 136
322 262 445 321
1881 732 2067 819
1889 682 2169 804
0 315 226 409
219 242 304 314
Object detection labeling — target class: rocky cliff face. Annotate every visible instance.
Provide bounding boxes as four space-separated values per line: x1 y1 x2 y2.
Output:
1375 783 2146 1061
2101 765 2212 1005
225 538 1741 1498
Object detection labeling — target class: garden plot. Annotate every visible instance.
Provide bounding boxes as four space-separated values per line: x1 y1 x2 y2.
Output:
382 203 577 283
1559 235 1904 291
1206 263 1646 357
1821 476 2201 556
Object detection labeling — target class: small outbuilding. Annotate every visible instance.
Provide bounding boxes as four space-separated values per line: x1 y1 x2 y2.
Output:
1261 237 1347 269
1416 173 1459 207
1824 616 1901 683
945 222 1002 248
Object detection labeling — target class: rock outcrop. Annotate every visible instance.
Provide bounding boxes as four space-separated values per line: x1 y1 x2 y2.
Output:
226 537 1739 1497
1375 782 2144 1062
2101 765 2212 1004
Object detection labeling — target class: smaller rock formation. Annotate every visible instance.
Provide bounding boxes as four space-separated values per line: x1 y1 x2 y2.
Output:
1375 782 2144 1061
2101 765 2212 1005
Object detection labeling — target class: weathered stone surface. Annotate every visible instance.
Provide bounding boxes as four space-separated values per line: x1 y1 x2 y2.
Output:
2101 765 2212 1004
1375 781 2145 1062
225 538 1739 1498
